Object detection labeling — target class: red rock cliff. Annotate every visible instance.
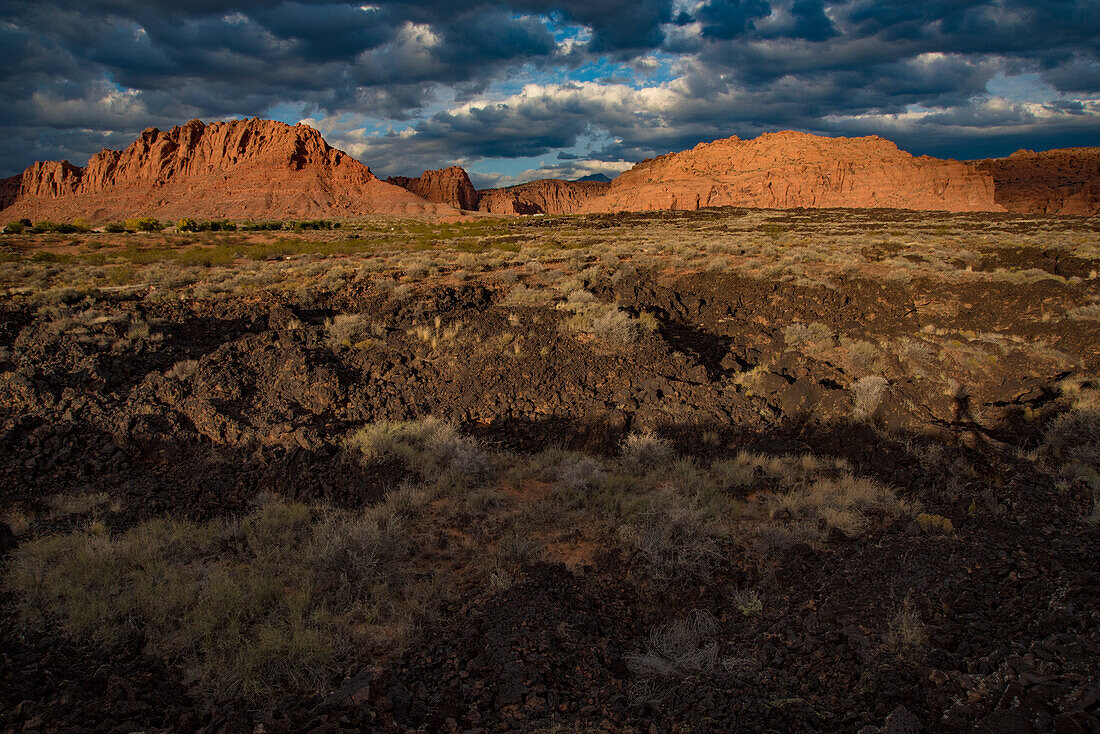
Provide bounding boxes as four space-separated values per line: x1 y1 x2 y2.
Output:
580 131 1001 213
2 118 454 221
387 166 480 210
971 148 1100 215
476 179 611 215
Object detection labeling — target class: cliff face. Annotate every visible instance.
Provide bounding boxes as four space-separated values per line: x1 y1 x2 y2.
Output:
972 148 1100 215
580 131 1001 213
1 118 455 221
386 166 480 210
476 179 610 214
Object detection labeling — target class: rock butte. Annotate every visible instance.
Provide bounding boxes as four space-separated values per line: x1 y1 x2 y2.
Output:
2 119 1098 221
0 118 457 221
476 179 612 215
386 166 479 211
971 148 1100 216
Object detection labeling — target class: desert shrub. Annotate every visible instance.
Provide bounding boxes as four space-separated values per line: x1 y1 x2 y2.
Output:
557 455 606 495
165 359 200 381
730 588 763 617
3 220 25 234
505 283 556 306
883 600 929 663
104 221 128 233
347 417 489 483
1039 410 1100 513
620 431 674 474
590 307 641 345
193 220 237 232
851 376 888 420
324 312 375 349
124 217 164 232
176 218 199 232
625 496 724 584
559 290 644 346
5 499 412 699
1068 303 1100 321
783 322 834 355
915 512 954 534
241 221 285 231
32 221 79 234
290 219 338 230
174 246 235 268
1041 410 1100 470
625 610 720 690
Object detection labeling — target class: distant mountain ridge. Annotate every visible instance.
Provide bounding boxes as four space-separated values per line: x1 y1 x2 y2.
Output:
3 120 1097 221
574 173 612 183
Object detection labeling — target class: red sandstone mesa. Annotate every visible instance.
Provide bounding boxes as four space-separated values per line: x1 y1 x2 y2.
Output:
3 120 1097 222
0 118 456 222
577 131 1003 213
971 148 1100 215
386 166 480 211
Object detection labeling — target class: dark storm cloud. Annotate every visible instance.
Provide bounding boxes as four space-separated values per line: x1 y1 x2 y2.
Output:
0 0 1097 178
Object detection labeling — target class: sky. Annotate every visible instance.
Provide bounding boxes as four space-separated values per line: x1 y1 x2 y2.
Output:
1 0 1098 188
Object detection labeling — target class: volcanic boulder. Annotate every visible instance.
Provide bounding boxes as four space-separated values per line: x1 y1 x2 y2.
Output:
972 148 1100 215
1 118 455 222
476 179 611 215
386 166 480 210
579 131 1001 213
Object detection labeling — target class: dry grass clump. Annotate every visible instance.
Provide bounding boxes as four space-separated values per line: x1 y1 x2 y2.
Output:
559 289 645 346
347 417 490 485
165 358 199 381
883 600 930 663
851 376 889 420
625 610 720 685
4 498 421 699
324 312 379 349
766 475 908 538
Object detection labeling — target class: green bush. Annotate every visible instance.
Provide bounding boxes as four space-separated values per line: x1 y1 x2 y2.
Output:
123 217 164 232
104 222 128 233
3 221 25 234
176 217 199 232
290 219 339 231
32 221 86 234
196 220 237 232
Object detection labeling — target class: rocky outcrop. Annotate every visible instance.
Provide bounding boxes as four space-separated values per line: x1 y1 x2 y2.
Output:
579 131 1001 213
477 179 610 215
0 174 21 211
386 166 480 210
972 148 1100 215
1 118 456 222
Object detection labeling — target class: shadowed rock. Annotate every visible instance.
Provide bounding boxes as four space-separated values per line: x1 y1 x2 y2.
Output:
972 147 1100 215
